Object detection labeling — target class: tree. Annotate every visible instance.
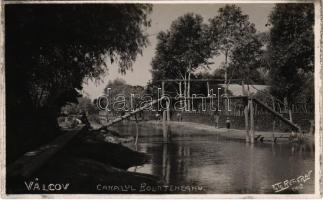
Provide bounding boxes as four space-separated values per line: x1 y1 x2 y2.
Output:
6 4 151 161
267 4 314 105
61 97 98 115
208 5 257 93
151 13 212 109
227 34 264 84
103 79 145 113
151 31 186 82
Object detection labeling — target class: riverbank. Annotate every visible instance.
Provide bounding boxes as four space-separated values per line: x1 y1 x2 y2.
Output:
6 127 163 194
109 120 314 146
7 120 314 194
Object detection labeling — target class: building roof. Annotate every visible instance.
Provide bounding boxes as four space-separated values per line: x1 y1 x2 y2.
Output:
218 84 270 96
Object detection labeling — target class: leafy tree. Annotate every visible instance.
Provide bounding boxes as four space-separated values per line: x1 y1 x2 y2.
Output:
78 97 99 115
151 31 186 82
61 97 98 115
208 5 257 93
227 34 264 84
151 13 212 108
212 68 226 79
267 4 314 105
103 79 145 113
6 4 151 161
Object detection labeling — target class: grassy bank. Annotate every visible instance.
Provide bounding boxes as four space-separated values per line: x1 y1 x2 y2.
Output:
6 128 162 194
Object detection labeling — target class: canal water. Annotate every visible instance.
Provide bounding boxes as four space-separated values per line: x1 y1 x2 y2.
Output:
111 122 315 194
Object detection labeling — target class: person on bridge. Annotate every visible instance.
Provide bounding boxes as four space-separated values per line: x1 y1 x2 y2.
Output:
226 117 231 129
155 112 161 121
81 111 91 129
176 112 182 122
213 110 219 128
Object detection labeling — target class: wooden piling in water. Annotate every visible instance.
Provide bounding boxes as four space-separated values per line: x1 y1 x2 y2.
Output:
164 101 171 140
162 143 169 181
134 119 139 150
162 110 167 141
179 81 183 108
272 97 276 132
241 80 246 96
250 98 255 144
244 104 250 143
166 101 170 121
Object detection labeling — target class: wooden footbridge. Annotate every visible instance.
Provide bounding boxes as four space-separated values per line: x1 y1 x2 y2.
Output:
7 78 303 181
98 78 302 144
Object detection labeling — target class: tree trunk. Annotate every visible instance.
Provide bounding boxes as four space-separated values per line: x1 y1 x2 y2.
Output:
187 71 191 111
224 50 228 96
179 81 183 108
184 74 187 111
289 108 293 122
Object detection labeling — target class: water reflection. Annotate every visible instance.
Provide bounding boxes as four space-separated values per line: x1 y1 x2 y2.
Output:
116 123 314 194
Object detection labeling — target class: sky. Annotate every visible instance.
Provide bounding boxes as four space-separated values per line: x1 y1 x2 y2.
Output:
82 3 275 99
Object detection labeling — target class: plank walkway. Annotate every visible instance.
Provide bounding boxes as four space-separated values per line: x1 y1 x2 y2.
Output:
99 97 165 129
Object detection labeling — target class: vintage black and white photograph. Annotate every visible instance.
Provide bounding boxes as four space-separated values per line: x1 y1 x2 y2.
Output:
2 0 321 197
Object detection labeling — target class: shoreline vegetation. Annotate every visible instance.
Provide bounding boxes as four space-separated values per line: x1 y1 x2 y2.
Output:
7 127 163 194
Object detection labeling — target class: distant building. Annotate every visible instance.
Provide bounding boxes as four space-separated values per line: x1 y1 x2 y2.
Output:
218 84 269 96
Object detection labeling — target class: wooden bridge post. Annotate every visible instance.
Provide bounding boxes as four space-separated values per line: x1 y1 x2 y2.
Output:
242 80 246 96
166 101 170 121
162 142 169 182
162 100 171 141
134 117 139 150
250 98 255 144
162 109 167 141
161 79 166 139
179 81 183 108
244 102 250 143
288 109 293 123
272 97 276 132
167 101 171 139
187 79 191 111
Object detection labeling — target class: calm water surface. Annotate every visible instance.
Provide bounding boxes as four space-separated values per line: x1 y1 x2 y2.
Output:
112 122 315 194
